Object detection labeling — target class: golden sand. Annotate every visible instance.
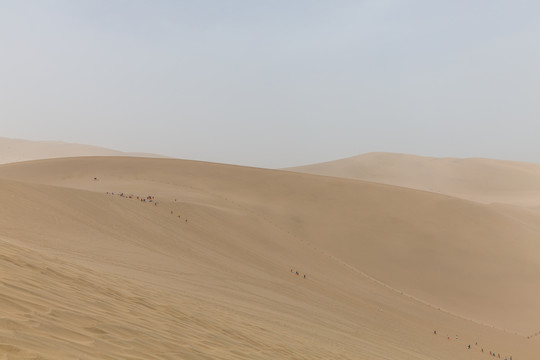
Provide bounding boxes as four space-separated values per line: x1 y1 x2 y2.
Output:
0 156 539 359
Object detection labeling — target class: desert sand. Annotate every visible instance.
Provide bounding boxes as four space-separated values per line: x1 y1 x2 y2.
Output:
0 155 539 359
287 152 540 207
0 137 165 165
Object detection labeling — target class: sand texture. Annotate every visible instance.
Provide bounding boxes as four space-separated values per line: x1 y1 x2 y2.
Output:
0 137 164 165
0 156 539 359
287 152 540 207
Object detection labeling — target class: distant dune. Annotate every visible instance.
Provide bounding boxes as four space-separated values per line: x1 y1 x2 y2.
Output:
286 152 540 206
0 137 166 164
0 156 539 359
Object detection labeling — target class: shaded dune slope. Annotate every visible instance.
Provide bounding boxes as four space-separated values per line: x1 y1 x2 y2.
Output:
1 157 539 358
287 153 540 206
0 137 164 165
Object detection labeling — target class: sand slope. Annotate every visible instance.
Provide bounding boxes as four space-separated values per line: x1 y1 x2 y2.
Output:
0 137 165 165
287 152 540 206
0 157 539 359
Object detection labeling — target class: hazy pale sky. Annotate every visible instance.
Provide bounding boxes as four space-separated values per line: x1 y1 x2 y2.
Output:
1 1 539 167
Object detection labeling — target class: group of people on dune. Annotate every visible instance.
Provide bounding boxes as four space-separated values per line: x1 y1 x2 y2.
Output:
105 191 190 222
106 192 156 203
434 330 512 359
290 269 306 279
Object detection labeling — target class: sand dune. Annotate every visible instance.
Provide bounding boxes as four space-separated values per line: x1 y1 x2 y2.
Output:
287 152 540 206
0 156 539 359
0 137 165 165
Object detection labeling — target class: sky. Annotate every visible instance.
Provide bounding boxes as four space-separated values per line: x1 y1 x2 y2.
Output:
1 0 539 168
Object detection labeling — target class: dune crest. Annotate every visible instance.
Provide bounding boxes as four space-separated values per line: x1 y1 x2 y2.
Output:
0 137 166 164
0 156 539 358
287 152 540 206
